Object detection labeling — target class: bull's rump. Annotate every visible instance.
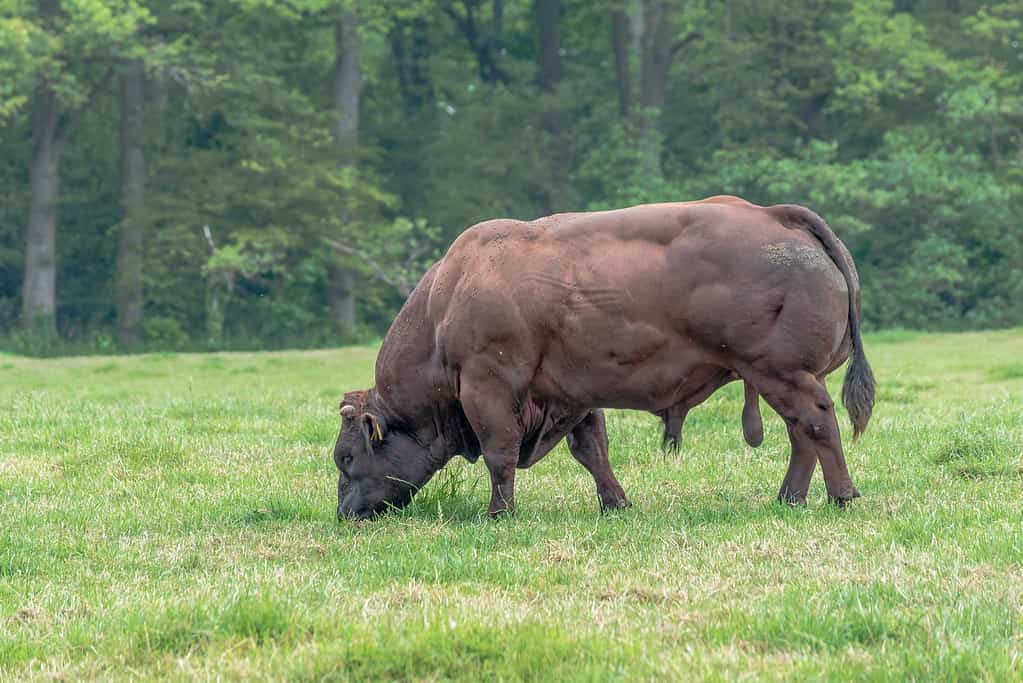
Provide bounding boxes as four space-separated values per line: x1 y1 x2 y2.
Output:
429 200 850 412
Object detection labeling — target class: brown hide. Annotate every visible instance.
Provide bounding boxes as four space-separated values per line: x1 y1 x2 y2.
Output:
333 196 874 519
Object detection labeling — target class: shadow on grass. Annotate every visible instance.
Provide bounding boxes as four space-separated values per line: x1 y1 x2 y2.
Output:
230 497 325 526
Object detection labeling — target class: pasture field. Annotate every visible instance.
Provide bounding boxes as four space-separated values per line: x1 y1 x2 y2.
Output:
1 329 1022 681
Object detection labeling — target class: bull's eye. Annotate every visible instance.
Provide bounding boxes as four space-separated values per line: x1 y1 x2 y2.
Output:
342 454 353 467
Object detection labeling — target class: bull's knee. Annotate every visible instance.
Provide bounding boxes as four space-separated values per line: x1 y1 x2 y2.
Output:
804 419 830 441
794 390 835 441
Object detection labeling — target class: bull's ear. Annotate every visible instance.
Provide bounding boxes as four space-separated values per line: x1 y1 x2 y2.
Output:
362 413 387 441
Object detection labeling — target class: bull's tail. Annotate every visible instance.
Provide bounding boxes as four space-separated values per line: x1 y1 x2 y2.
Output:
767 204 875 440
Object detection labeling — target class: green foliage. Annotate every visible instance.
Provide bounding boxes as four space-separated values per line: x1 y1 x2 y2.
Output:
829 0 951 117
576 117 676 209
141 315 189 349
1 0 1022 353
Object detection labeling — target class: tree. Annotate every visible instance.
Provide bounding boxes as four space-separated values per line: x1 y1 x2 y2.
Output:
535 0 568 212
441 0 511 85
116 57 145 346
610 3 632 117
535 0 561 91
8 0 148 334
604 1 702 178
2 0 1022 351
328 7 362 332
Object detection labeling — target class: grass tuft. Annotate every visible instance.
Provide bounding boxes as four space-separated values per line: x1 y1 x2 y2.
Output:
932 418 1023 478
988 362 1023 381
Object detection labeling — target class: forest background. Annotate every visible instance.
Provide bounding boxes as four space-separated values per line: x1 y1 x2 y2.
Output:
1 0 1020 355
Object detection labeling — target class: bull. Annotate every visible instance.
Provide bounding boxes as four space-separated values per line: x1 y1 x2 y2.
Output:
332 196 875 519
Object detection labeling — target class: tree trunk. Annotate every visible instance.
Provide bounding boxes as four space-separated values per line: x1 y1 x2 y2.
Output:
535 0 568 213
637 0 677 178
536 0 562 91
206 286 224 346
332 11 360 149
328 267 355 332
639 0 674 117
391 17 435 116
116 58 145 347
21 85 63 333
329 10 361 332
441 1 510 85
611 8 632 117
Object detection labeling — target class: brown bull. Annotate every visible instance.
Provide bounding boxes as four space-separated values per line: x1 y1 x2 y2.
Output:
332 196 875 519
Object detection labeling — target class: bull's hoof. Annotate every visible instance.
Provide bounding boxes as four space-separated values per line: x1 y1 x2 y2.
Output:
777 487 808 506
744 430 764 448
487 505 515 519
661 438 681 456
827 489 860 508
599 492 631 513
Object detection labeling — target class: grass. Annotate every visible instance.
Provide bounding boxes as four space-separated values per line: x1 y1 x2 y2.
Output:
1 330 1022 681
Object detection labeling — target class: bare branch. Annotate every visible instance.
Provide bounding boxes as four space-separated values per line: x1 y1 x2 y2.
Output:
202 224 216 252
325 238 414 297
671 31 703 58
440 0 511 84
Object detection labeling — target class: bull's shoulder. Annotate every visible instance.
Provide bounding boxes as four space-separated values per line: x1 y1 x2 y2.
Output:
695 194 759 208
446 218 531 253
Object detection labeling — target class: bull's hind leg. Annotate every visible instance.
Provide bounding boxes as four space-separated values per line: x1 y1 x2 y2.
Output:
658 405 688 454
776 422 817 504
755 371 860 505
567 410 630 511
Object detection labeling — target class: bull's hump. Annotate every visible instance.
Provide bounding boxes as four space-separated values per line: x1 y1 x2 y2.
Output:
454 218 531 247
532 204 695 246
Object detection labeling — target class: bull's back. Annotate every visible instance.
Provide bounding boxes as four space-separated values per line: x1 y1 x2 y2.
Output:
430 200 850 408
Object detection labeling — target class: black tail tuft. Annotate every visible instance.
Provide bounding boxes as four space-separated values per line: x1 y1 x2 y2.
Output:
841 327 875 441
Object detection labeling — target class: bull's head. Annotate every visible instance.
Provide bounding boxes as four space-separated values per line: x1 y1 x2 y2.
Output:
333 390 437 520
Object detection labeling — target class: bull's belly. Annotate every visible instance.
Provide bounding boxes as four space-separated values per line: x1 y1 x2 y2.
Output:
531 336 724 413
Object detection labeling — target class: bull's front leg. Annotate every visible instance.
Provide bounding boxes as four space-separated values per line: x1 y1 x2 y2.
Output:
458 371 525 518
483 447 519 516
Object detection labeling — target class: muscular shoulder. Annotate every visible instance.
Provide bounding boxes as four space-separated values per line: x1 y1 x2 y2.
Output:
445 218 529 255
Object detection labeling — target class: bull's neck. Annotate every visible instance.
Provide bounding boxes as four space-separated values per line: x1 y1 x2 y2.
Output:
371 261 462 464
366 388 398 428
372 383 467 467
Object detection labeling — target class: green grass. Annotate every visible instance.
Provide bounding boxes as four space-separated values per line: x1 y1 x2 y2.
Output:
1 330 1022 680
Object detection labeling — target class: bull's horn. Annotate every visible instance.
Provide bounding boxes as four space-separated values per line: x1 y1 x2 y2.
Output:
340 404 356 418
367 413 385 441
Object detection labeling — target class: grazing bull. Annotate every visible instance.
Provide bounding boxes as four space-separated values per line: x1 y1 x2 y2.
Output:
333 196 875 519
